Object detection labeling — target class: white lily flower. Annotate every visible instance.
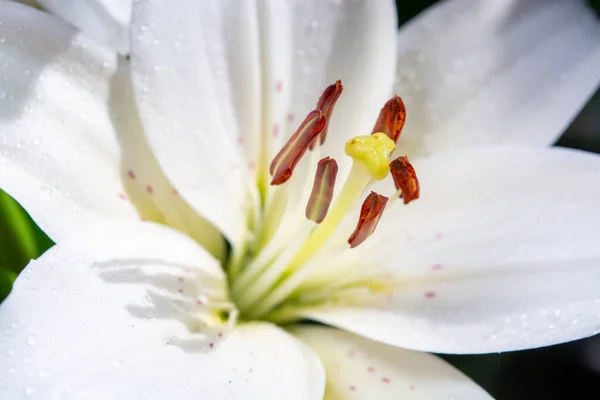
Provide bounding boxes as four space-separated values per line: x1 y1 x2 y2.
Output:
1 0 600 398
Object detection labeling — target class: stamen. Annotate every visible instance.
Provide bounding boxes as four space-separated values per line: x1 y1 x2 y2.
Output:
345 133 395 180
372 95 406 143
269 110 326 185
310 80 343 149
348 191 389 248
390 156 420 204
306 157 338 223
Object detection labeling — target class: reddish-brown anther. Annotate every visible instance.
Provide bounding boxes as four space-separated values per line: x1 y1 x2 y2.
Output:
310 80 343 150
390 156 420 204
270 110 326 185
348 191 389 248
305 157 338 223
371 95 406 143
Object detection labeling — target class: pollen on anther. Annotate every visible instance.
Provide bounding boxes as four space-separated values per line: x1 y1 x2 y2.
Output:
372 95 406 143
348 191 389 248
269 110 325 185
310 79 343 148
390 156 419 204
306 157 338 223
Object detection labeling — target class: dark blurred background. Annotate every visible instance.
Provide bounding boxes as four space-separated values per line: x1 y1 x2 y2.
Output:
0 1 599 398
396 1 600 398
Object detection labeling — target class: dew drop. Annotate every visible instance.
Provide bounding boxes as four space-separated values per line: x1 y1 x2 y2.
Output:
37 187 51 200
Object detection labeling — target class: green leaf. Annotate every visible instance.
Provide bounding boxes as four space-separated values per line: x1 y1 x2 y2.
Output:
0 189 39 273
0 267 17 302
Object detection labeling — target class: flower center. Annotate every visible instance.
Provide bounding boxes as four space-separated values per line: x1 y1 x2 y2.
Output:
224 83 420 323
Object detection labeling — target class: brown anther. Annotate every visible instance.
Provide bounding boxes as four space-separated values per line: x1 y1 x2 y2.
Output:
390 156 420 204
306 157 338 223
371 95 406 143
348 191 389 248
269 110 326 185
310 80 343 150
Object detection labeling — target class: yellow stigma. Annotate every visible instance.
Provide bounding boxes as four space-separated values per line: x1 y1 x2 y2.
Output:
344 132 396 180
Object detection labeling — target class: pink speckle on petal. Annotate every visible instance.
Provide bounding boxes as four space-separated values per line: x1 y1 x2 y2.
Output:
172 188 179 196
272 124 280 138
177 289 183 294
287 113 295 123
249 161 256 171
431 263 443 271
145 185 153 194
367 367 375 373
237 136 244 144
347 350 355 358
217 332 223 338
382 377 390 384
410 385 416 391
209 343 214 348
275 80 283 92
127 169 136 179
118 192 126 200
196 298 204 305
177 277 184 282
349 385 356 391
434 232 444 240
425 291 436 299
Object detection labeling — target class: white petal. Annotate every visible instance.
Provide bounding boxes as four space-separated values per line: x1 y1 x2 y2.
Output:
291 325 492 399
112 60 226 258
260 0 397 178
307 147 600 353
396 0 600 156
0 2 138 242
129 0 260 246
37 0 130 53
0 223 325 399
